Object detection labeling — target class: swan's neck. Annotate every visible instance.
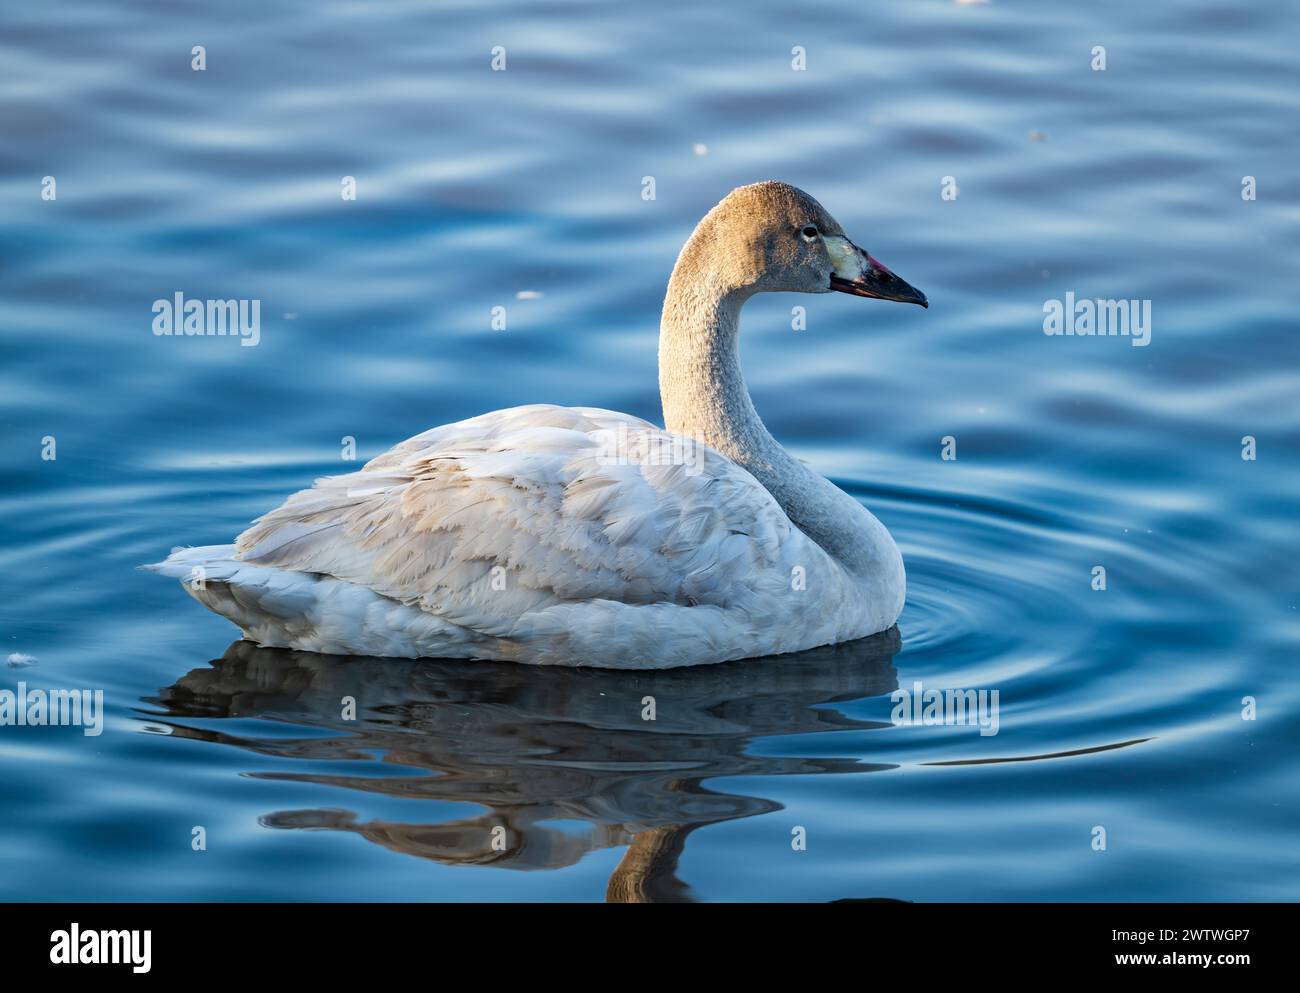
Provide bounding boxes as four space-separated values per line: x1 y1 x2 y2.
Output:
658 259 886 578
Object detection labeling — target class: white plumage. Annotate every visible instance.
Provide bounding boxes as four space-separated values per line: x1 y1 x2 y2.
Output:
153 405 873 667
148 182 927 667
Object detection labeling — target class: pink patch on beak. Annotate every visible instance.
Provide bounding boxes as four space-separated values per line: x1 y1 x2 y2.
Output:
866 254 895 277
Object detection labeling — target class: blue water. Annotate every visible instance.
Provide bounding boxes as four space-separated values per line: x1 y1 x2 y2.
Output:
2 0 1297 901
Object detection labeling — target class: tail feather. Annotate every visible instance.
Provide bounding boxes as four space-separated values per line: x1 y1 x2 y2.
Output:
143 544 314 630
142 544 482 658
142 544 241 581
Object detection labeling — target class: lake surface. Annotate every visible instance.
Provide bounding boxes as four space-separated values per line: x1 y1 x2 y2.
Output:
1 0 1297 901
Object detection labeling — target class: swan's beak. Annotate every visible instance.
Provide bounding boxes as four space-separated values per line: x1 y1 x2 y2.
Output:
827 238 928 308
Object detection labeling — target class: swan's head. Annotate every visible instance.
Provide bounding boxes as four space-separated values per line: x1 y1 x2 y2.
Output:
691 180 927 307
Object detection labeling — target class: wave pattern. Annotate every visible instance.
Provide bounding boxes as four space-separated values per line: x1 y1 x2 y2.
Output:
0 0 1296 901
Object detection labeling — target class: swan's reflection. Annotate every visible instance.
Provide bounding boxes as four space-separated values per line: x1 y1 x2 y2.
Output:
149 630 900 901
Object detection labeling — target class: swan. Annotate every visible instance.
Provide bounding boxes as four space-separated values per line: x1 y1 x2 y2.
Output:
148 181 927 668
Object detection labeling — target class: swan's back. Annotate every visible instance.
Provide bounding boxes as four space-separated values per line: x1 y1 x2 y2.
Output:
149 405 875 668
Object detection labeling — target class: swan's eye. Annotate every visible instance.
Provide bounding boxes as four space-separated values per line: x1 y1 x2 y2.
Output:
800 225 819 242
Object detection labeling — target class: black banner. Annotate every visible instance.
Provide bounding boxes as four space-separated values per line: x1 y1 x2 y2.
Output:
0 903 1286 979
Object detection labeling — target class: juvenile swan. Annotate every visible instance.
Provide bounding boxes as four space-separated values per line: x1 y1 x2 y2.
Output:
148 182 927 668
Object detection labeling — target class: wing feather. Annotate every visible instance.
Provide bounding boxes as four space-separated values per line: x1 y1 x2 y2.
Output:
233 405 828 640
